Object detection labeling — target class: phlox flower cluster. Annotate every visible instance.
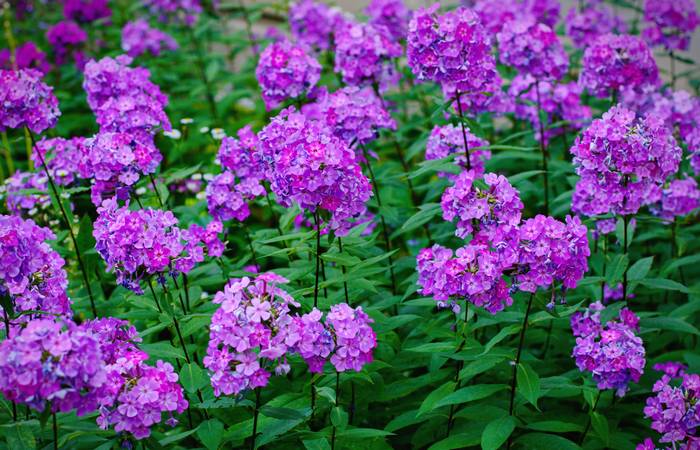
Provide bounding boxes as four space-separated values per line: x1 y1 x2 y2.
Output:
32 137 88 187
509 74 592 144
407 5 502 107
0 215 71 319
441 170 523 242
256 108 372 235
0 69 60 134
571 302 646 397
203 273 301 396
333 20 402 92
83 55 171 134
0 318 107 415
515 215 590 293
93 198 222 292
425 124 490 178
0 42 50 74
416 243 514 314
571 105 682 217
46 20 87 67
365 0 409 42
651 177 700 220
472 0 559 36
326 303 376 372
142 0 202 26
496 15 569 81
121 19 179 58
579 34 659 98
289 308 335 373
641 362 699 447
256 40 321 110
63 0 111 23
522 0 560 28
565 2 627 49
288 0 342 51
642 0 699 51
2 171 49 218
81 131 162 205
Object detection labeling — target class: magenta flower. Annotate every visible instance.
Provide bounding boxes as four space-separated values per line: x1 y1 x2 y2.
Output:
46 20 87 67
565 2 627 49
32 136 88 187
288 0 343 51
642 0 699 51
2 171 49 218
121 19 179 58
425 124 491 178
142 0 202 26
365 0 409 42
0 69 60 134
326 303 376 372
0 42 51 74
652 176 700 220
63 0 111 23
289 308 335 373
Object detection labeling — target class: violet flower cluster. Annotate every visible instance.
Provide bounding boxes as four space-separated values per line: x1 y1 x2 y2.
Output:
256 107 372 235
565 2 627 49
365 0 409 42
496 15 569 81
0 69 60 134
121 19 179 58
571 302 646 397
425 124 491 178
2 171 49 219
256 40 321 110
288 0 342 51
0 215 71 319
326 303 376 372
142 0 202 26
0 42 50 74
333 20 402 92
32 136 88 187
642 0 699 51
652 177 700 220
640 362 699 447
571 105 682 217
63 0 111 23
46 20 87 67
579 34 659 99
472 0 559 36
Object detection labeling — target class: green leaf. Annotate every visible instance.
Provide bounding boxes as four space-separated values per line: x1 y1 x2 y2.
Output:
417 381 456 417
159 429 198 446
337 428 394 439
515 433 581 450
627 256 654 281
260 406 309 421
395 203 441 236
2 423 36 450
508 170 544 185
639 278 689 294
526 421 582 433
331 406 349 431
480 325 519 356
591 412 609 446
197 419 224 450
179 363 207 393
76 215 95 253
433 384 508 410
605 254 628 285
303 438 331 450
140 342 185 361
481 416 516 450
516 363 541 409
641 317 700 335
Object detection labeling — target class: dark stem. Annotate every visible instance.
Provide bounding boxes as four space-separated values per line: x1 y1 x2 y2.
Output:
600 234 608 301
455 91 472 170
349 382 356 425
160 281 192 364
238 0 259 57
182 273 191 312
507 293 534 449
244 225 259 271
149 174 164 207
187 28 218 121
671 219 686 285
250 388 260 450
29 129 97 317
670 51 676 89
52 412 57 450
622 215 629 303
331 372 340 450
535 81 550 216
313 211 322 308
579 391 602 444
265 191 284 236
338 238 350 304
146 278 163 313
446 302 469 437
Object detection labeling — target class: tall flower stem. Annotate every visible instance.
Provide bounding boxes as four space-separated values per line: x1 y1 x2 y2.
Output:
454 91 472 170
187 28 218 122
2 131 14 175
250 388 260 450
23 128 33 170
52 412 58 450
238 0 259 58
313 211 322 308
149 174 164 207
29 130 97 317
671 219 686 285
535 81 549 215
669 51 676 89
360 145 397 295
579 390 602 444
446 302 469 437
506 293 534 449
330 371 340 450
622 214 629 302
600 234 608 301
338 238 350 304
244 225 259 271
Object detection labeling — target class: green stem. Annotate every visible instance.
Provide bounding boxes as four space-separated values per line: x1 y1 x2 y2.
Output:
579 391 602 445
506 293 534 449
535 81 549 215
313 211 322 308
52 412 57 450
338 238 349 304
454 91 472 171
250 388 260 450
330 372 340 450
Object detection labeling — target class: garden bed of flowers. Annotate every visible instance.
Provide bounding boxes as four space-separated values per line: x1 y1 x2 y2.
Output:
0 0 699 448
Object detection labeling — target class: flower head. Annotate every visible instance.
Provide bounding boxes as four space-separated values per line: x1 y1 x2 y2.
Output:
0 69 60 134
425 124 490 178
121 19 178 58
642 0 699 51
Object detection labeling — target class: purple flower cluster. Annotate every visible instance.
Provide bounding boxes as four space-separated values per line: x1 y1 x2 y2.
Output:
579 34 659 99
326 303 376 372
472 0 559 35
365 0 409 42
571 302 646 397
32 136 88 187
2 171 49 218
46 21 87 67
257 107 372 235
652 177 700 220
571 105 682 217
407 6 502 105
425 124 491 177
642 0 699 51
81 131 162 205
143 0 202 26
121 19 179 58
63 0 111 23
516 215 590 292
497 16 569 81
416 243 513 314
290 308 334 373
334 21 402 92
93 198 221 292
641 362 699 447
204 273 301 396
0 42 50 74
288 0 342 51
83 55 171 134
441 170 523 241
256 40 321 110
0 69 60 134
565 2 627 49
0 318 107 414
0 215 71 319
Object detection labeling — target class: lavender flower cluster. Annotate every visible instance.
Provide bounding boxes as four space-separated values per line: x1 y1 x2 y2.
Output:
121 19 179 58
425 124 491 177
642 0 699 51
0 69 60 134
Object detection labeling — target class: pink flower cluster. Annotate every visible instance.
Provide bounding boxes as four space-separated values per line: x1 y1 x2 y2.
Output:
365 0 409 42
257 107 372 235
571 105 682 217
32 137 88 187
288 0 342 51
256 40 321 110
93 198 222 292
0 69 60 134
121 19 179 58
407 6 502 105
425 124 490 178
571 302 646 397
565 2 627 49
652 177 700 220
0 215 71 319
0 42 50 74
2 171 49 218
642 0 699 51
326 303 376 372
497 16 569 81
63 0 111 23
46 20 87 67
579 34 659 98
83 55 171 134
472 0 559 36
290 308 335 373
641 362 699 447
143 0 202 26
516 215 590 292
334 21 402 92
441 170 523 241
